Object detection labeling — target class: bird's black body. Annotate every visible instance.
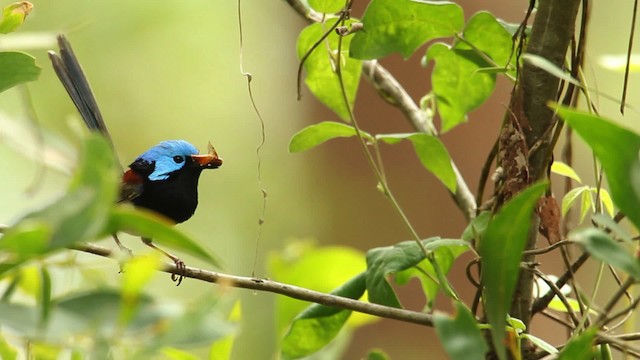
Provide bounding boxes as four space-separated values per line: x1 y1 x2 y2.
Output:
128 157 205 223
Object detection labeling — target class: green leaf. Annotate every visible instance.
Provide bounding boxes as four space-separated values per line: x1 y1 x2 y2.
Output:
308 0 344 14
281 273 366 360
522 334 557 355
289 121 370 153
107 206 222 268
365 349 390 360
478 182 546 360
579 188 593 222
297 20 362 121
366 238 468 307
0 51 40 93
462 211 491 242
270 242 371 333
0 1 32 34
120 254 162 325
425 12 512 132
556 106 640 229
395 242 467 311
434 302 488 360
0 135 118 264
557 328 597 360
162 348 200 360
551 161 582 183
350 0 463 60
570 228 640 280
377 133 456 192
561 186 588 216
598 189 615 217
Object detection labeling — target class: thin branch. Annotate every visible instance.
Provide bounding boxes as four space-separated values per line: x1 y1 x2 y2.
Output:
71 243 434 327
285 0 477 220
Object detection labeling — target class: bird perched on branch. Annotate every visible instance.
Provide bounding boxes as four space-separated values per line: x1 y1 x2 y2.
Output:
48 35 222 285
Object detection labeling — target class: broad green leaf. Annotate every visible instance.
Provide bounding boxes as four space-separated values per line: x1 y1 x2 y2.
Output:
551 161 582 183
270 242 370 333
0 135 117 264
366 238 467 307
557 328 597 360
395 242 468 311
479 182 546 360
107 206 221 267
377 133 456 192
350 0 463 59
570 228 640 280
289 121 371 153
434 302 488 360
281 273 366 360
556 106 640 229
0 51 40 93
456 12 514 70
0 1 32 34
561 186 588 216
308 0 344 14
427 44 495 132
522 334 557 355
297 20 361 121
426 12 512 132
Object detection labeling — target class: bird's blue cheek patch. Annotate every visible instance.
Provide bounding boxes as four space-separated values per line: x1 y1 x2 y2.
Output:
148 157 186 181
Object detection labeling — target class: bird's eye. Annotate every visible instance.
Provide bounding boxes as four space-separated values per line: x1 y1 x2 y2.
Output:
173 155 185 164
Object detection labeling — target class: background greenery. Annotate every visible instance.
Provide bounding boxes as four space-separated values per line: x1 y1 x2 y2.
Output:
0 0 639 359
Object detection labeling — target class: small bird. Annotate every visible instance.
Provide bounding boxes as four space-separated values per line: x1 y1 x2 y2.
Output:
48 35 222 285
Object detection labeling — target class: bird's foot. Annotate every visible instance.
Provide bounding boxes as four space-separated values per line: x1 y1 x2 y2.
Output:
171 259 186 286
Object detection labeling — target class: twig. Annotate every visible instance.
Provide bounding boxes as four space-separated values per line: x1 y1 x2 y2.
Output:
71 242 434 326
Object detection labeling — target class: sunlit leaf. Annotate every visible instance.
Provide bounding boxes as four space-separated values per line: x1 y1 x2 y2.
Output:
479 182 546 360
289 121 370 153
350 0 463 59
377 133 456 192
308 0 344 13
0 1 33 34
561 186 588 216
598 188 615 217
281 273 366 360
120 254 162 325
579 189 593 222
270 242 370 333
162 348 200 360
570 228 640 280
434 302 488 360
0 51 40 93
599 54 640 72
556 106 640 229
425 12 512 132
551 161 582 183
297 20 362 121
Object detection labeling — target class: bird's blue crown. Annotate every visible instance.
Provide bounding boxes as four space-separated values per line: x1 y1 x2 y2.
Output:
138 140 199 181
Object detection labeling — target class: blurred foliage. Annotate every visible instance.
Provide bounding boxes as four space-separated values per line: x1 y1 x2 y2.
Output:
2 0 640 359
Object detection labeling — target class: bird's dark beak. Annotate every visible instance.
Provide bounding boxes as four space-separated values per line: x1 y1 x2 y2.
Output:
191 154 223 169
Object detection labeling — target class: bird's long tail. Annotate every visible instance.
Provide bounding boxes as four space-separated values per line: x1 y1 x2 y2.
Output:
48 35 114 146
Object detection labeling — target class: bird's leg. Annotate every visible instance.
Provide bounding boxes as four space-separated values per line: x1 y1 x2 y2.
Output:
141 237 185 286
112 234 133 273
112 234 133 256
